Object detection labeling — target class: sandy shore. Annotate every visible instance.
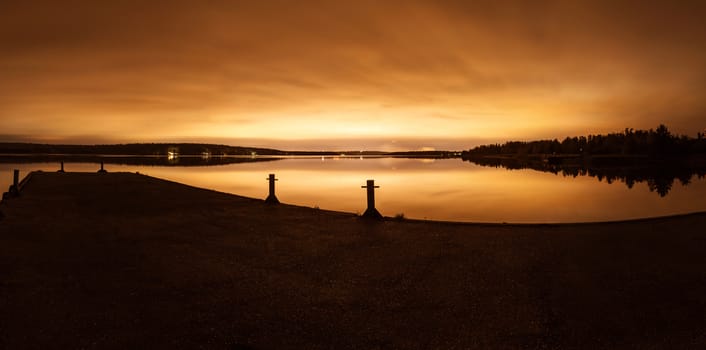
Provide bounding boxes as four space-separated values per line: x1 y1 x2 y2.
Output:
1 172 706 349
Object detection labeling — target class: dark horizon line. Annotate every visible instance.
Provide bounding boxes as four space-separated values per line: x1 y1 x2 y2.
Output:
0 142 463 156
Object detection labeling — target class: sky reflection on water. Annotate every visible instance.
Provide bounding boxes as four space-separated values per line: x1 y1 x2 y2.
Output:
2 158 705 223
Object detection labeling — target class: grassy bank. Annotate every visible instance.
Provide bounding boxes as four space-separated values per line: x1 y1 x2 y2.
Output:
1 172 706 349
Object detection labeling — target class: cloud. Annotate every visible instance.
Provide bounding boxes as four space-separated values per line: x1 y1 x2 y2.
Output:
1 0 706 147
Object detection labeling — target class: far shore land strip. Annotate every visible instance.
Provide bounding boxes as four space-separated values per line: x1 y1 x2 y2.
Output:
1 171 705 349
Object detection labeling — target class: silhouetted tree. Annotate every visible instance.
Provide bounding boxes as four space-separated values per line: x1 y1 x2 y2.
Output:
463 125 706 158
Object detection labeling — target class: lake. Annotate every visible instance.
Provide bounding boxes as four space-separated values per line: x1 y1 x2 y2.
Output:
2 157 705 223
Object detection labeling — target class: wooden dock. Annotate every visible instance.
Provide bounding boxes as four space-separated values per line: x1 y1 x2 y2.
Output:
1 172 706 349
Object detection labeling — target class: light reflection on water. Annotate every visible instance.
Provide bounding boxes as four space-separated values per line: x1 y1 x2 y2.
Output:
2 158 705 223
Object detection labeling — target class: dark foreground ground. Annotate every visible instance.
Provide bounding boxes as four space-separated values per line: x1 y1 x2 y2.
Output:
1 172 706 349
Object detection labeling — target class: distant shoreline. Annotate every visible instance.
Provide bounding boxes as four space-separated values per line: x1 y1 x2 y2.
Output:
0 142 460 158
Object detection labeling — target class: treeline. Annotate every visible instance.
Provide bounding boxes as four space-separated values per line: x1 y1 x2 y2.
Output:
464 125 706 157
0 143 285 156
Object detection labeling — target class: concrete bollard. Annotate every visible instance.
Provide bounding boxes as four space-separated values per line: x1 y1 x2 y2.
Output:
265 174 279 204
4 169 31 200
360 179 383 219
13 169 19 190
5 169 20 198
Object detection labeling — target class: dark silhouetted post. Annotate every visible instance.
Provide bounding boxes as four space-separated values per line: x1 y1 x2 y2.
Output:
58 161 65 173
11 169 19 195
361 179 382 219
265 174 279 204
97 161 107 173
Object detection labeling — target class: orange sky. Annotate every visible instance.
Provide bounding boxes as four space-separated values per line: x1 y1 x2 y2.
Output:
1 1 705 150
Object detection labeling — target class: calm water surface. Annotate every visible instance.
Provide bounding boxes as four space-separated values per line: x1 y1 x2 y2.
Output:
2 157 705 223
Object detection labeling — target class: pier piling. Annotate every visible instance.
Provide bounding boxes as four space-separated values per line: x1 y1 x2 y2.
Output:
7 169 20 196
13 169 19 190
97 161 107 173
58 161 65 173
265 174 279 204
4 169 20 198
361 179 383 219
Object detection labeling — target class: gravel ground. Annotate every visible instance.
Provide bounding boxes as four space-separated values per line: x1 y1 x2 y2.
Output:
1 172 706 349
